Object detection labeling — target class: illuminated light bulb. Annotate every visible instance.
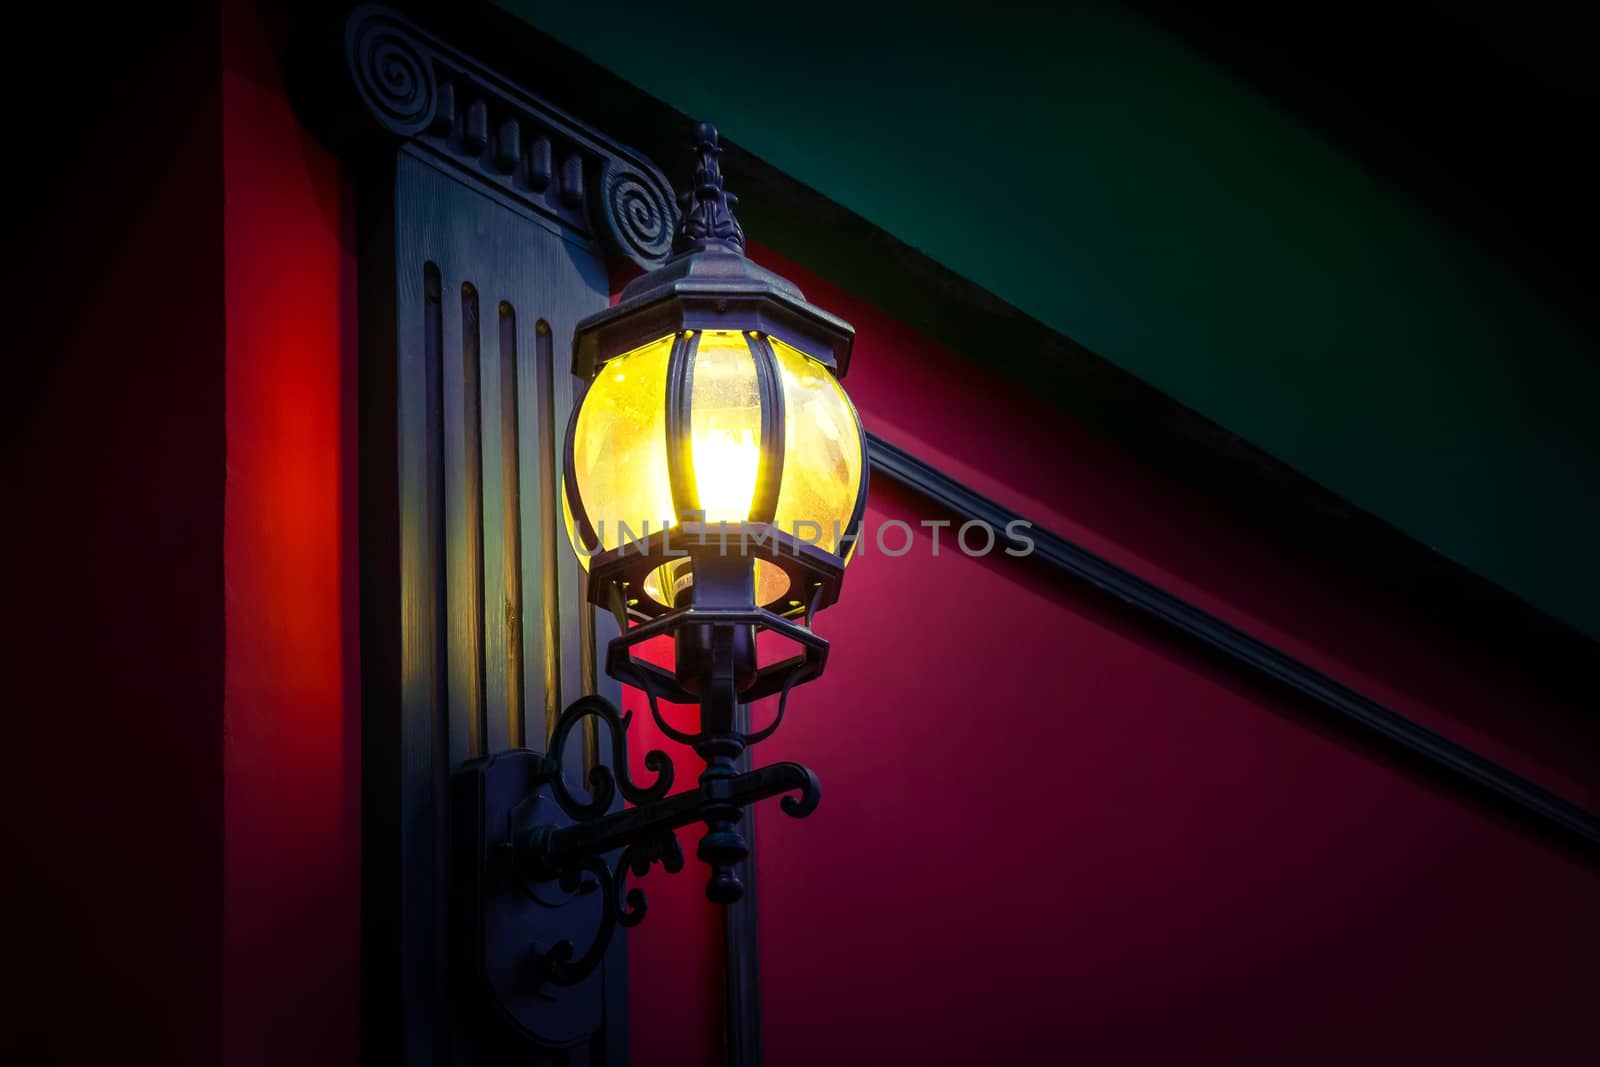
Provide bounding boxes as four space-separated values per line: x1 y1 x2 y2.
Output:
692 426 760 521
688 330 763 522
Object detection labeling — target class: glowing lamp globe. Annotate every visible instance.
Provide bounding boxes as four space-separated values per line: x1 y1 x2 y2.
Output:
562 124 865 701
564 326 865 608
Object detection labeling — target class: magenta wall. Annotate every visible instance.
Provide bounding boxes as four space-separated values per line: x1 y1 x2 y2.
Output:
741 246 1599 1063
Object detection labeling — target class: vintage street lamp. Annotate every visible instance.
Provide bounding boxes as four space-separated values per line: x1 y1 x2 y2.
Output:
456 122 866 1015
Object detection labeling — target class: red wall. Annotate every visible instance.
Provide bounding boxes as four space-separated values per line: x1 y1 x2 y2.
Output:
206 5 1596 1062
221 2 360 1063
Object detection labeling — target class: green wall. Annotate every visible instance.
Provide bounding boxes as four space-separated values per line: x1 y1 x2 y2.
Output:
497 0 1600 639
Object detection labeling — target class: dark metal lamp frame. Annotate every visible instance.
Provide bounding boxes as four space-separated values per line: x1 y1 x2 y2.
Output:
456 125 860 1039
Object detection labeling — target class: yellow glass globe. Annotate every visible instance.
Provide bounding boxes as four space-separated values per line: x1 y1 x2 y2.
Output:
564 329 864 609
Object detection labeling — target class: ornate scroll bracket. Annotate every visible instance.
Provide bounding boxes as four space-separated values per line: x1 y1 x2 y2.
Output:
455 695 820 1011
294 4 680 271
520 824 685 988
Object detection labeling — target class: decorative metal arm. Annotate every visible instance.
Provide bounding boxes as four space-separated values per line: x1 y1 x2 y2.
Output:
521 758 820 881
513 692 820 987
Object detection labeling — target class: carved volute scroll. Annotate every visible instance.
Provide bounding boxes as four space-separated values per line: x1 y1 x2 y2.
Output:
312 4 679 273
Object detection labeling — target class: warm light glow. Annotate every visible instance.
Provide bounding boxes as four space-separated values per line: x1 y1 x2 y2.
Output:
768 336 864 557
644 556 792 608
689 331 762 521
566 335 676 566
692 428 760 520
564 328 866 601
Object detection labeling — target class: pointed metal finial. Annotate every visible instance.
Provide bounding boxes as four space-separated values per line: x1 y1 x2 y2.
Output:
673 121 746 255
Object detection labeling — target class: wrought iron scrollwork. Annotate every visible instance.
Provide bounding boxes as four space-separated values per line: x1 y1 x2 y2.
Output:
525 853 612 986
525 828 685 987
513 691 819 987
545 694 675 819
322 5 680 273
617 830 686 927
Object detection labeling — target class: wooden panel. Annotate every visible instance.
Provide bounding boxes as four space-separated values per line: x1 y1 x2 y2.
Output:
551 319 609 780
521 319 563 748
442 277 484 763
389 232 448 1067
379 147 620 1064
501 304 529 748
477 289 511 755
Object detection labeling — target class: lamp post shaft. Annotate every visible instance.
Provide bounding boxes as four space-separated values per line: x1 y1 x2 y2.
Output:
695 627 750 903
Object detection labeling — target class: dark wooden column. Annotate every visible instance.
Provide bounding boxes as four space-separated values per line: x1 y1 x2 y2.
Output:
290 6 679 1063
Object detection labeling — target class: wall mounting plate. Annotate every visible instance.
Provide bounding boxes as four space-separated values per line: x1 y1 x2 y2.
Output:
452 750 610 1052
